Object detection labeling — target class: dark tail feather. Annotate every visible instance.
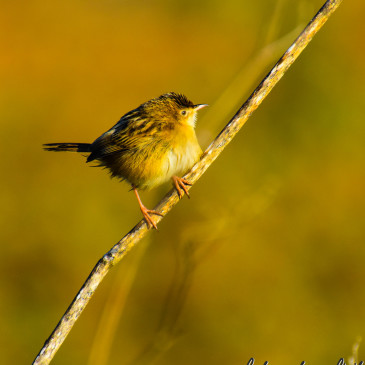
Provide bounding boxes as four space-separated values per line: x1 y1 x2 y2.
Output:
43 143 91 153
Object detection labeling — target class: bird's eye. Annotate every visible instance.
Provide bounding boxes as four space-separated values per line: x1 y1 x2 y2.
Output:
181 110 187 116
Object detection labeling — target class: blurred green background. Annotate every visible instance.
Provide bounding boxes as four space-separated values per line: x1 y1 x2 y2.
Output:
1 0 364 364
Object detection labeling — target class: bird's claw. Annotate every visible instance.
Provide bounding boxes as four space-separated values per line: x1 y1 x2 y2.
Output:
173 176 192 199
140 206 163 230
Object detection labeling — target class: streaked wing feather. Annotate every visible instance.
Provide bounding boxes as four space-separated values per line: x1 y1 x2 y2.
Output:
87 111 156 162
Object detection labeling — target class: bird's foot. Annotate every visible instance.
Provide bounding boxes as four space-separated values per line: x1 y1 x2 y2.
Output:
139 205 163 230
172 176 192 199
133 187 163 229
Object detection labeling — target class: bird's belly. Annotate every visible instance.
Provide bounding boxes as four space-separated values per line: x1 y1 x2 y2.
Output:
135 140 201 190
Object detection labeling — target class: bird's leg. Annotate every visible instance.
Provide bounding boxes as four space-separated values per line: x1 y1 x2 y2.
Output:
133 187 163 230
172 176 192 199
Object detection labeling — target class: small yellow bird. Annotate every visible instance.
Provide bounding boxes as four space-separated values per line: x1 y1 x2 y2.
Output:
44 92 207 229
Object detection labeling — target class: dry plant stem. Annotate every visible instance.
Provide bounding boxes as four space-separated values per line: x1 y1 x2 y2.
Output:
33 1 343 364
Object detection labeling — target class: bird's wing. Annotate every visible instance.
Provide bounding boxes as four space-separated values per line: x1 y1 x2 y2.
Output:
87 110 158 162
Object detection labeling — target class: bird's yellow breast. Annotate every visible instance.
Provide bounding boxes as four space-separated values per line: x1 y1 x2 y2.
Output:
123 123 202 190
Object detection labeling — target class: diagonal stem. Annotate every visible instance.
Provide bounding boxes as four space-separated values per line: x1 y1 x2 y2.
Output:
33 1 344 364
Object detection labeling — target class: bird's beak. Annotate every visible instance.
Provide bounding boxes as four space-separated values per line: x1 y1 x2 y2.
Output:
194 104 208 111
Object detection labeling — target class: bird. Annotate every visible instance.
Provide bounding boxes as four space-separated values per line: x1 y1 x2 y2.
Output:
44 92 207 229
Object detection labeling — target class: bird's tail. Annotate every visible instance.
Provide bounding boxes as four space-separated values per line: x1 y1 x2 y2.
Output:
43 143 91 153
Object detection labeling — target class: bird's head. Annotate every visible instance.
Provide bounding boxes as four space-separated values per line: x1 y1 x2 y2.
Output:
144 92 208 128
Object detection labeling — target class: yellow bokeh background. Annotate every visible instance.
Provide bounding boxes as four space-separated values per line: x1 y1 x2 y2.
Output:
1 0 364 364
